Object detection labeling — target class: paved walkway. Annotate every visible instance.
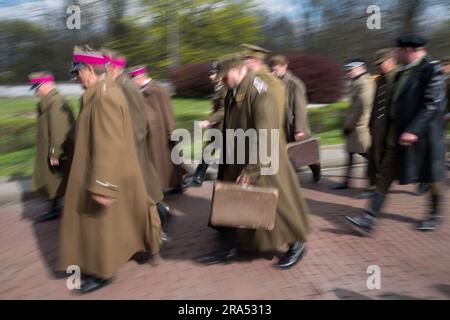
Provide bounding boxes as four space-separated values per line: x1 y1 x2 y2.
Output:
0 167 449 299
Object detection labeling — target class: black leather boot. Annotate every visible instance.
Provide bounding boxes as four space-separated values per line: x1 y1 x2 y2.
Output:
35 198 61 223
183 163 209 188
310 163 322 183
156 202 173 231
333 181 349 190
276 241 307 269
196 228 237 265
345 192 385 234
77 277 110 294
195 247 238 265
417 194 441 231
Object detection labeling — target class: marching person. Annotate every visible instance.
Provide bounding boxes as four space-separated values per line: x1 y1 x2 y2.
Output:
29 72 75 223
346 35 447 233
333 58 375 190
59 47 162 293
127 65 185 193
183 61 226 187
442 57 450 170
101 49 173 230
270 54 322 183
363 48 399 200
197 53 310 269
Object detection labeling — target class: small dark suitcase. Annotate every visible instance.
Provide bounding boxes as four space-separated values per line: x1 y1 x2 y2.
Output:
209 181 278 230
287 137 320 170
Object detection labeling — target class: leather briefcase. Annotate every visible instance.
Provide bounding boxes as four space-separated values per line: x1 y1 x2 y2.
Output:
209 181 278 230
287 137 320 170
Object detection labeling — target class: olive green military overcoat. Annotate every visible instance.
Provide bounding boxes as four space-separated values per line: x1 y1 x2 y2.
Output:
59 79 161 280
32 89 75 199
117 73 164 203
141 81 185 190
217 71 310 251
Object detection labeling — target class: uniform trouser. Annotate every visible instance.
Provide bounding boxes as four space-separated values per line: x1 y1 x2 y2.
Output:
213 226 237 251
344 152 369 184
193 162 209 180
309 163 321 173
372 147 443 218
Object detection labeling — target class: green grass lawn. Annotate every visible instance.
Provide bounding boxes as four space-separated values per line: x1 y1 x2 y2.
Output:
0 96 349 178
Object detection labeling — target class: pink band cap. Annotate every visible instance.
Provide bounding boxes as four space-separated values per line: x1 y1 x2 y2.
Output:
128 67 147 77
110 58 127 67
30 76 54 84
73 53 107 65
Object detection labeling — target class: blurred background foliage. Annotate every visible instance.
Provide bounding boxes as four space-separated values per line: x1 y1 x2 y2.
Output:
1 0 449 84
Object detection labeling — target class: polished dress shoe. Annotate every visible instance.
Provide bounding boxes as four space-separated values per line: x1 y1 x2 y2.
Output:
156 202 173 231
77 277 110 294
417 217 439 231
196 248 237 265
417 183 430 196
355 189 377 199
182 176 204 188
276 241 307 269
163 185 185 196
34 209 61 223
345 214 375 234
333 182 349 190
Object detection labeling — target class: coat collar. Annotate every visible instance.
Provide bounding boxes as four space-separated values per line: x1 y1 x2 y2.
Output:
233 71 253 108
280 70 294 84
395 55 431 100
38 88 58 111
82 76 110 106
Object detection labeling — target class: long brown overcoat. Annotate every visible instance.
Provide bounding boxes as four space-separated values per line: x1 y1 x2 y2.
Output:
217 71 310 251
32 89 75 199
141 81 184 190
344 73 375 154
280 70 311 142
117 73 164 203
59 79 161 279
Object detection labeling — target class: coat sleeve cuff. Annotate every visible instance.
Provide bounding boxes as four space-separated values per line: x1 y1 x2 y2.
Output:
87 179 119 198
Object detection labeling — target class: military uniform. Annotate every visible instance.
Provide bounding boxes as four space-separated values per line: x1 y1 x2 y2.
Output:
59 77 161 280
368 64 399 194
29 73 75 221
335 61 375 189
198 54 310 269
116 72 164 203
140 79 185 191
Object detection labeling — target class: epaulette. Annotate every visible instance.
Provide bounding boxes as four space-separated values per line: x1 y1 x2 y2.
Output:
253 76 268 94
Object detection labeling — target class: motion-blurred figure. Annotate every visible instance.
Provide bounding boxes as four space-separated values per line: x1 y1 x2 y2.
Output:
333 59 375 190
270 54 321 183
29 72 75 223
362 49 399 200
59 48 162 293
197 54 310 269
128 65 185 194
346 35 448 233
101 50 173 231
183 62 226 187
442 57 450 170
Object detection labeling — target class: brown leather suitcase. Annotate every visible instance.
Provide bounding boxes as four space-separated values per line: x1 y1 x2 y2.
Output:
287 137 320 170
209 181 278 230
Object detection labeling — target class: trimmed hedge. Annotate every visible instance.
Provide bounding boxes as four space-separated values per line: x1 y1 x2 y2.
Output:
0 117 36 153
282 53 345 103
169 62 214 98
169 53 345 103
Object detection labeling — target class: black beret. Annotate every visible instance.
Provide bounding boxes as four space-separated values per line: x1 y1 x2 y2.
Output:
396 35 427 48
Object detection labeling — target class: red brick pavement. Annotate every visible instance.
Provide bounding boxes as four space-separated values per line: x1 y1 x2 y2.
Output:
0 167 449 300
